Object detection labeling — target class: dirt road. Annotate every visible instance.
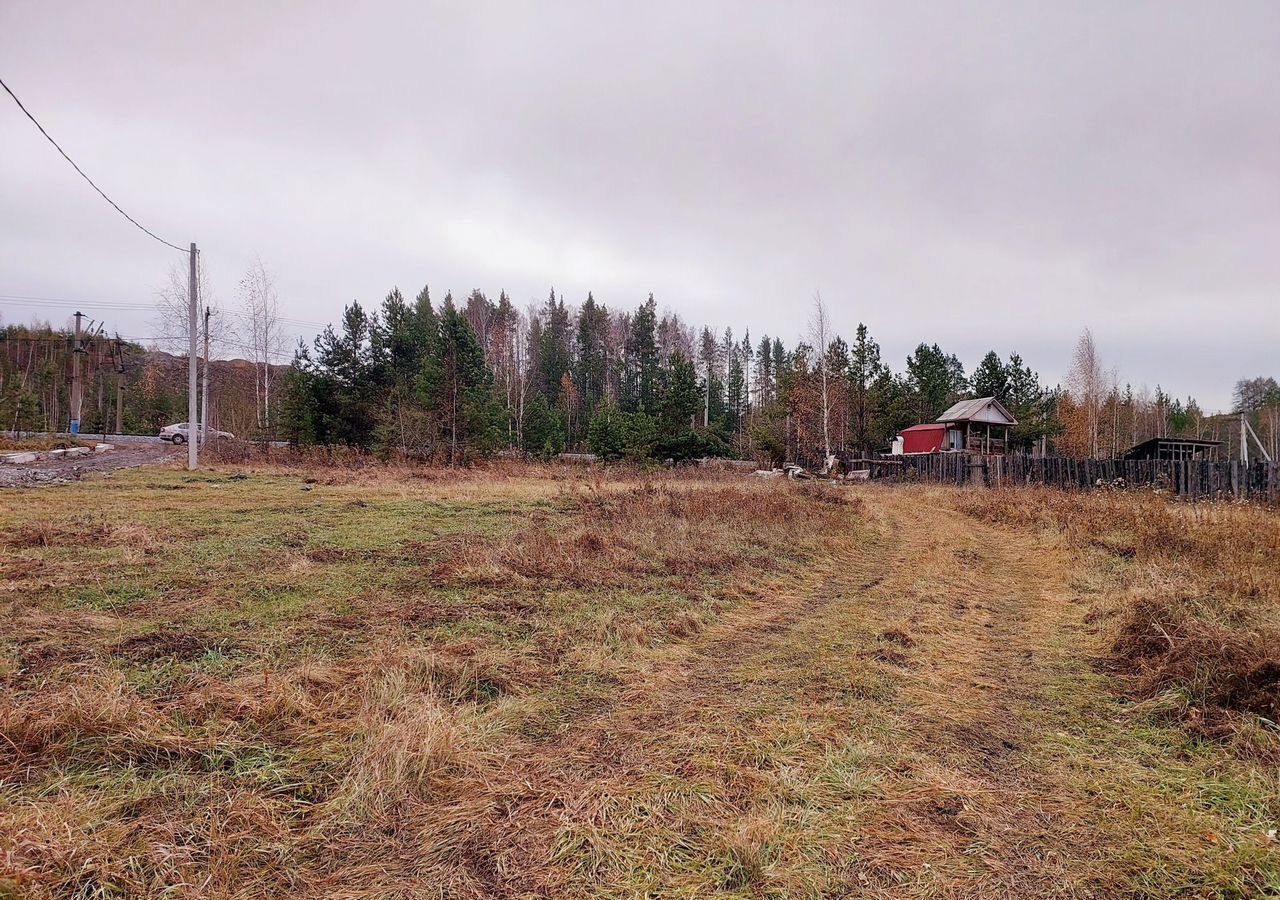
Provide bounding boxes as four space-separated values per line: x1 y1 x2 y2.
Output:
337 485 1273 898
0 441 179 487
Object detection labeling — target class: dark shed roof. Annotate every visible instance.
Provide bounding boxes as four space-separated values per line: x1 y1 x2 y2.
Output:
1123 437 1222 461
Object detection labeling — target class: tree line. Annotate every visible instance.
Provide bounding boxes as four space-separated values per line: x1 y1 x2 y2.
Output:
275 287 1268 464
5 286 1275 464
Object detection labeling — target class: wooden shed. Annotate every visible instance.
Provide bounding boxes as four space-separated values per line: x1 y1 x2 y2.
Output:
896 397 1018 455
936 397 1018 454
1123 437 1222 461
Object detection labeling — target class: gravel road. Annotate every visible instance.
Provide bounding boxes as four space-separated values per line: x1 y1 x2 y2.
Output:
0 441 181 487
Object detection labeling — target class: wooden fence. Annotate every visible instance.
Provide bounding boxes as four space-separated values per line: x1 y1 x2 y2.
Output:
860 453 1280 503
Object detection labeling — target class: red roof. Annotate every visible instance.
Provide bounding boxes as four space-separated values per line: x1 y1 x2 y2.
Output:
900 423 946 433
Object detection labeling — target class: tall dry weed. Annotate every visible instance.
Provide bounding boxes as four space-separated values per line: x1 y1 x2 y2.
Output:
959 488 1280 735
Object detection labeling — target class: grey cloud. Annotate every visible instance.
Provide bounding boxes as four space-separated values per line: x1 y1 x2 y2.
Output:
2 0 1276 409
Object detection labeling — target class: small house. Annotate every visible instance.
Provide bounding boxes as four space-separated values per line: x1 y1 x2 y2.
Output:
896 396 1018 455
897 423 948 454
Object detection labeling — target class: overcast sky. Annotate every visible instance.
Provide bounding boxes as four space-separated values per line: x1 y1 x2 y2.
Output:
2 2 1276 410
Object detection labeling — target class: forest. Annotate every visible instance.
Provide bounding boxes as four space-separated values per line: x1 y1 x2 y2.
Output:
3 287 1278 464
279 287 1279 464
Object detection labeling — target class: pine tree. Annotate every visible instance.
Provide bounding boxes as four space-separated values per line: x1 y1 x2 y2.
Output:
697 326 719 427
537 289 572 406
586 397 626 460
754 335 774 407
848 323 885 453
624 295 659 413
302 300 378 447
374 286 436 454
726 332 747 437
420 295 503 463
574 292 609 426
522 392 565 457
906 343 967 421
659 349 701 436
970 351 1010 403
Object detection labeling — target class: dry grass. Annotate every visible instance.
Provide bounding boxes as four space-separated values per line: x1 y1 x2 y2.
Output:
0 464 856 898
0 435 94 453
434 481 853 588
2 469 1276 897
959 488 1280 748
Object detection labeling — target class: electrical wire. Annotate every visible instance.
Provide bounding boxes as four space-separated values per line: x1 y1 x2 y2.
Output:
2 75 188 253
0 294 326 330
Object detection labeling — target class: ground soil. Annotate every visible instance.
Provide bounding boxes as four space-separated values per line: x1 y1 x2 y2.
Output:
0 441 178 487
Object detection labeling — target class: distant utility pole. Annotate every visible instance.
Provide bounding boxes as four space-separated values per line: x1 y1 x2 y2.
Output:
113 333 125 435
188 243 198 470
1243 414 1273 463
200 305 211 446
70 311 84 434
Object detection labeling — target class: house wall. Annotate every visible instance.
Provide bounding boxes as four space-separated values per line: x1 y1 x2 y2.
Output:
902 425 946 454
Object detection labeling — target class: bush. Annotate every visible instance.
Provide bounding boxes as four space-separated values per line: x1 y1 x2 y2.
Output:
655 427 729 463
587 401 656 461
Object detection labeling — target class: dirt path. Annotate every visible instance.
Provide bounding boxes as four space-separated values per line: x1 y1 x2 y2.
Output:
843 487 1097 897
0 441 178 487
315 485 1273 898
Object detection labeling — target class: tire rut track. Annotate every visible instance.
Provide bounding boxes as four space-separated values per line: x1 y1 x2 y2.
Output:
443 521 897 896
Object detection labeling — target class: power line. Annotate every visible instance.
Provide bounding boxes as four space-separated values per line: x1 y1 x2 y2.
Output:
0 294 327 329
0 295 153 312
0 74 188 253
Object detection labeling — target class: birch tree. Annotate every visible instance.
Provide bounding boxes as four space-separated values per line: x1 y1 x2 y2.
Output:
808 292 833 467
238 257 285 431
1065 329 1104 457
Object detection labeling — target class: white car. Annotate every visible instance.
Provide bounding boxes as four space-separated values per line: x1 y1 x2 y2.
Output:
158 422 235 444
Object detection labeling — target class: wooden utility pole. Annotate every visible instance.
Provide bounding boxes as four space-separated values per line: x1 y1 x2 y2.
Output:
113 333 125 435
70 311 84 434
187 243 198 470
1243 415 1273 463
200 305 211 446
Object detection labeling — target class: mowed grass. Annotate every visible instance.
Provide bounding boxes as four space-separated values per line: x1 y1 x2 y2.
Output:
0 464 857 898
1 466 1278 898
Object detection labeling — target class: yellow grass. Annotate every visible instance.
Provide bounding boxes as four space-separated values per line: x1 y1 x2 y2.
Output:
1 466 1277 898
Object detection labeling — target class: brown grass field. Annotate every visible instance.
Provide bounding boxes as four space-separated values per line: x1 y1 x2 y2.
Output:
1 463 1278 898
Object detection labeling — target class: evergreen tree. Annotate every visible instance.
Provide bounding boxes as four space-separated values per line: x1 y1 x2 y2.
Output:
848 323 885 453
970 351 1010 403
754 335 774 406
660 349 701 434
574 292 609 424
869 370 916 451
373 286 436 454
298 300 379 447
537 289 572 405
906 343 967 420
624 295 659 413
1000 352 1057 451
278 346 322 446
726 332 748 436
771 338 786 401
420 295 503 463
522 392 566 457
